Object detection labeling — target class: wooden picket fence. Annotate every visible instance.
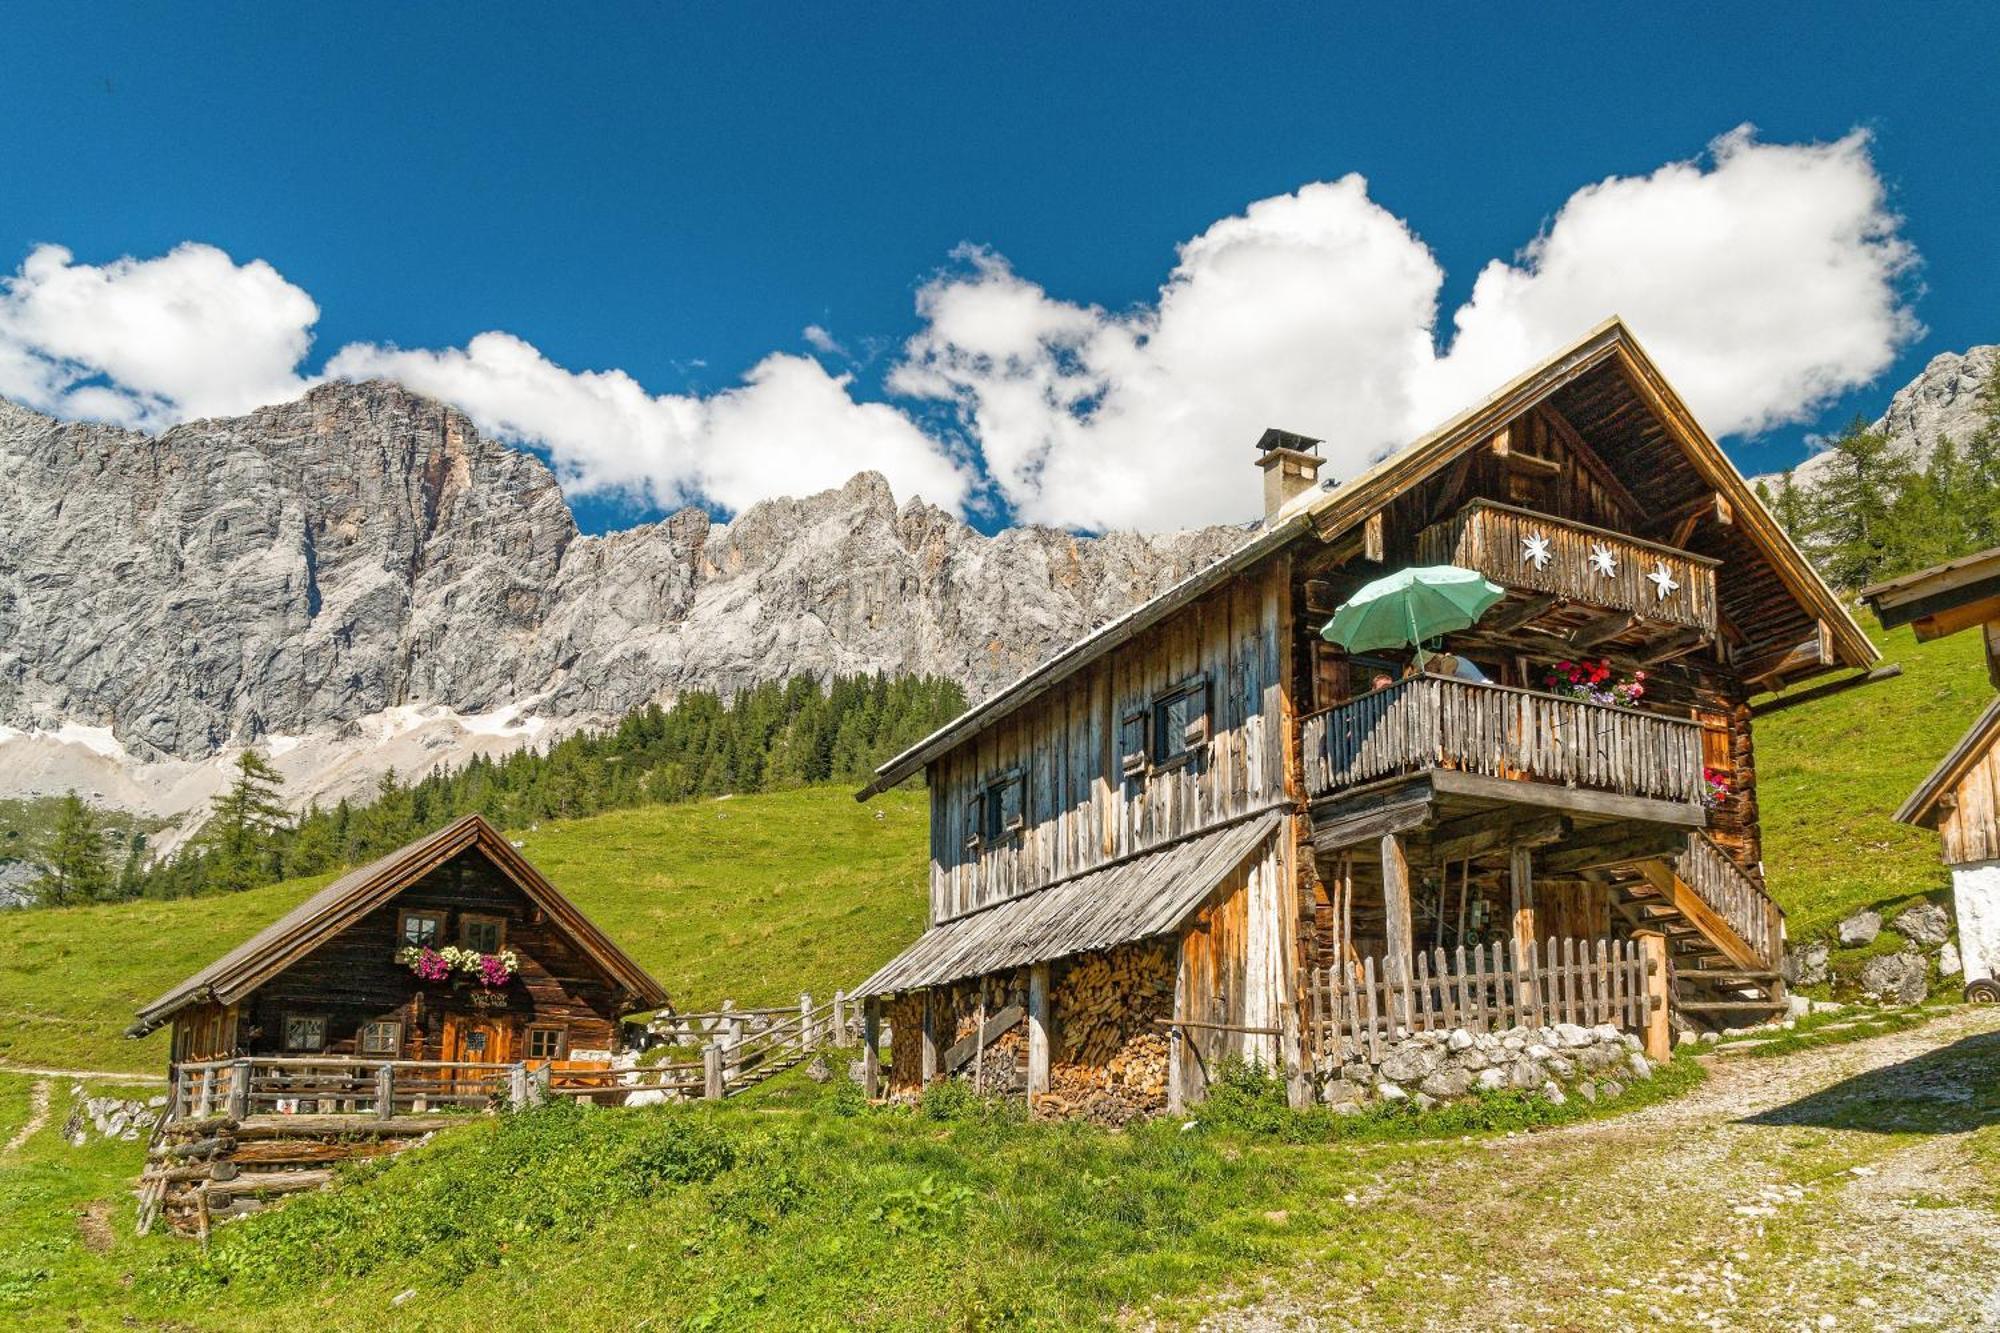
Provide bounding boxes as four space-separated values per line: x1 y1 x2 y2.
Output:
548 990 871 1104
1310 936 1658 1064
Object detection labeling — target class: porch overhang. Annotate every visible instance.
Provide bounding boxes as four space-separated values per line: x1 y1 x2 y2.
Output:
853 811 1285 998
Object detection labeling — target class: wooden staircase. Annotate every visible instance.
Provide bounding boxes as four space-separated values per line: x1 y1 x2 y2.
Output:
1590 831 1787 1029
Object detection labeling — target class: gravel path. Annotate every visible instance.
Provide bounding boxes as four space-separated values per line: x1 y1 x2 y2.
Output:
1187 1006 2000 1331
2 1077 52 1156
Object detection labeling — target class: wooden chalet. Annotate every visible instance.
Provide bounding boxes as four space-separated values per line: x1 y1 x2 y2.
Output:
1862 546 2000 1000
854 317 1873 1115
131 814 669 1087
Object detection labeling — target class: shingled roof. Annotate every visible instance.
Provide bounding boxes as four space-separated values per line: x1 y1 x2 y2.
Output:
127 814 670 1036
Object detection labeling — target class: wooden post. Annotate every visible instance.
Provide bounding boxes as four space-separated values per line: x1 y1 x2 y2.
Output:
507 1063 529 1110
800 992 813 1053
195 1068 215 1118
727 1015 745 1080
920 990 940 1085
375 1063 395 1120
833 989 847 1045
1026 962 1050 1101
862 997 881 1098
227 1060 249 1120
1510 844 1538 1018
1636 929 1671 1061
703 1042 724 1100
1380 833 1414 1030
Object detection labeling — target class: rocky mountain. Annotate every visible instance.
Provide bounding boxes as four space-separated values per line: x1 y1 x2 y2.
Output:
1773 344 1996 491
0 382 1245 820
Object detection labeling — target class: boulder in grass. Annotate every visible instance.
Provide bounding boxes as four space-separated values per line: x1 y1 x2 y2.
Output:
1892 902 1951 949
1941 941 1963 977
1838 911 1882 947
1784 940 1831 987
1857 951 1929 1005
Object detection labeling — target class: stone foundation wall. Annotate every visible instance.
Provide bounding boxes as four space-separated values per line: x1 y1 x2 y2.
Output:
1315 1021 1654 1111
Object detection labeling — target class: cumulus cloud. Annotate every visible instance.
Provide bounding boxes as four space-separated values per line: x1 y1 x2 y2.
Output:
0 242 316 428
325 333 972 516
0 126 1919 531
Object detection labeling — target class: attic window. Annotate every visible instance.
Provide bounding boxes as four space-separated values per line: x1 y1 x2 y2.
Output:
1149 677 1212 768
963 772 1027 853
399 910 444 949
283 1014 327 1052
459 913 506 954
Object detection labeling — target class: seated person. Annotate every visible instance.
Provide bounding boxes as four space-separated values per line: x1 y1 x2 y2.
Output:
1423 650 1492 684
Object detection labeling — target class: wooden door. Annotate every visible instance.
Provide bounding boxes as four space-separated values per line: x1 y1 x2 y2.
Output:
442 1013 512 1067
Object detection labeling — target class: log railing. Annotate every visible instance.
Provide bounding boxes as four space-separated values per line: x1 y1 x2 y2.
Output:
167 1057 523 1122
1672 832 1782 967
1309 937 1660 1064
1302 675 1707 804
1416 498 1719 634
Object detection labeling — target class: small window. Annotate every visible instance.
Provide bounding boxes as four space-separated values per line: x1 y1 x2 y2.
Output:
399 910 444 949
1149 677 1211 767
963 772 1026 853
459 913 506 953
360 1020 402 1056
283 1014 327 1052
527 1027 565 1060
463 1030 488 1057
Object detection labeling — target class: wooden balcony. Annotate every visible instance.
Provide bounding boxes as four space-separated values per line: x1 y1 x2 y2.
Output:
1417 499 1719 637
1301 675 1706 807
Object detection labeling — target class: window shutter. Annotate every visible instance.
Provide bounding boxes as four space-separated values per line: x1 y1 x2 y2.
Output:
1120 710 1148 778
1003 774 1027 834
1181 676 1212 751
963 789 984 853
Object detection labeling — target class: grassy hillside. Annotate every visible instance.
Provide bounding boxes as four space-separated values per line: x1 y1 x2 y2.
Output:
1757 620 1988 940
0 786 928 1074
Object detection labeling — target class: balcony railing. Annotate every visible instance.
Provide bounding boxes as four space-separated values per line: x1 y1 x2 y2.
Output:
1416 499 1719 634
1301 675 1706 805
1674 831 1781 967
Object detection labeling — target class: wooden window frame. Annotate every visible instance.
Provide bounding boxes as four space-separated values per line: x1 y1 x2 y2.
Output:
963 770 1028 854
359 1020 403 1056
526 1026 566 1061
458 912 507 953
282 1012 328 1052
1147 675 1212 771
398 909 445 949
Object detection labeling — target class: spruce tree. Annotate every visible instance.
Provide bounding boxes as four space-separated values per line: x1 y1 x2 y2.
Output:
205 750 292 893
37 790 112 905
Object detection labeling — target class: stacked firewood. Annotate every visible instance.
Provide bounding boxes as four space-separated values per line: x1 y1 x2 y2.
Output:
885 994 924 1093
1037 943 1174 1124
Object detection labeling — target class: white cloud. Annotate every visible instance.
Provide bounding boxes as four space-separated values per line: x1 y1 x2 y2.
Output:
0 126 1919 531
1428 127 1919 440
894 127 1919 529
0 242 316 427
326 333 972 516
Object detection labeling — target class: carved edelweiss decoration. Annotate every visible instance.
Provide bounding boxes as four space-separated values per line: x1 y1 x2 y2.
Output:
1647 563 1681 601
1520 532 1552 570
1588 543 1617 578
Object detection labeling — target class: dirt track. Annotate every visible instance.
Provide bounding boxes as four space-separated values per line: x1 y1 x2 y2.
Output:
1196 1007 2000 1331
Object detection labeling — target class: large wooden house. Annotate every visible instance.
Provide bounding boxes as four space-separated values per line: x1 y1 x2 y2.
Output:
130 814 669 1076
855 318 1874 1114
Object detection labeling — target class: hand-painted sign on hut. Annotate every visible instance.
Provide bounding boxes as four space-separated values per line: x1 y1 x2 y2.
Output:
854 318 1875 1117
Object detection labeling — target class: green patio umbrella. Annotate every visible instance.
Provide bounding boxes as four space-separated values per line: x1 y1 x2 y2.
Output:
1319 564 1505 663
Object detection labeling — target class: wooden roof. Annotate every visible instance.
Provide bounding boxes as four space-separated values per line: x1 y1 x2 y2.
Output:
853 811 1284 996
1859 545 2000 642
861 318 1874 795
128 814 670 1036
1896 696 2000 829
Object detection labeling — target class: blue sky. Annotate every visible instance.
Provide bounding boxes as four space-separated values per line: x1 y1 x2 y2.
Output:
1 3 1995 534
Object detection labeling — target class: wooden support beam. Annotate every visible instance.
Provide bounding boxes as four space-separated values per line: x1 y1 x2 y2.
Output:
1484 593 1564 635
1635 930 1671 1061
1424 810 1568 864
1539 828 1688 876
1428 768 1706 826
1741 620 1834 686
1363 511 1386 563
920 992 939 1085
941 1003 1024 1075
1304 578 1339 615
1311 794 1433 853
1026 963 1050 1100
1381 832 1413 987
1508 844 1536 960
862 997 881 1099
1636 627 1712 666
1570 610 1640 649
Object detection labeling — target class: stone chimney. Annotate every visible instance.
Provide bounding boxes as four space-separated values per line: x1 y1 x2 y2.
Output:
1255 428 1325 522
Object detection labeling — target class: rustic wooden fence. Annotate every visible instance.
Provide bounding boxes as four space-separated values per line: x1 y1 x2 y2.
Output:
550 990 871 1104
1309 936 1659 1064
1301 675 1708 805
169 1056 519 1122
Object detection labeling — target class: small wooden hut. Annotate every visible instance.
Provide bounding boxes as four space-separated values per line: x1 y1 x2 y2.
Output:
1864 545 2000 1000
129 813 669 1081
